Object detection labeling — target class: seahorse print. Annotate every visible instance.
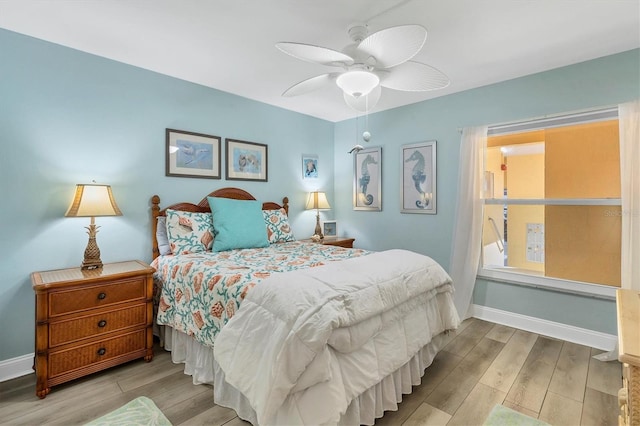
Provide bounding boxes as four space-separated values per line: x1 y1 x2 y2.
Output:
404 150 430 208
358 154 378 206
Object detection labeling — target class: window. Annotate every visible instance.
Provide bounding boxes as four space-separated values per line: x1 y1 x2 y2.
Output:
479 108 621 297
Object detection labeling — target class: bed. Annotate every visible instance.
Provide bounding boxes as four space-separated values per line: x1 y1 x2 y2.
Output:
150 187 460 425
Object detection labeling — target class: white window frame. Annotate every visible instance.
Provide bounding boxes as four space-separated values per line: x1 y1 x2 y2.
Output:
477 107 620 300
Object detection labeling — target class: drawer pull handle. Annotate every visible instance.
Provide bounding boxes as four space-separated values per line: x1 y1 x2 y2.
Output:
97 348 106 356
98 320 107 328
97 292 106 300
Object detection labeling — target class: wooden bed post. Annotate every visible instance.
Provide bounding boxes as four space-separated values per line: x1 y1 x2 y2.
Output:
282 197 289 215
151 195 160 260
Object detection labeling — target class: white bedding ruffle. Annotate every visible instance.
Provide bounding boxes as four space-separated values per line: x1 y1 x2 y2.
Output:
164 327 449 426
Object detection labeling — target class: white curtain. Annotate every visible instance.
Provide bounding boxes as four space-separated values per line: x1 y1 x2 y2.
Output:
619 99 640 291
449 126 488 318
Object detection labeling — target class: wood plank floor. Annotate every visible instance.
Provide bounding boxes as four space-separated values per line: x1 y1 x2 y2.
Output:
0 318 621 425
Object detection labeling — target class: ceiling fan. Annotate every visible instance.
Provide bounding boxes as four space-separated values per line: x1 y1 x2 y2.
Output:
276 23 450 112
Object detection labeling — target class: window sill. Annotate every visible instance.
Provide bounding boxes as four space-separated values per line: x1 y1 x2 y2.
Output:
477 268 617 300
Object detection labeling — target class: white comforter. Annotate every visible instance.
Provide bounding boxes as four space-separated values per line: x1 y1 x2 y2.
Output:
214 249 459 425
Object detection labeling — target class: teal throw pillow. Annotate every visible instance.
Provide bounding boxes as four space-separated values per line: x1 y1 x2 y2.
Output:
208 197 269 252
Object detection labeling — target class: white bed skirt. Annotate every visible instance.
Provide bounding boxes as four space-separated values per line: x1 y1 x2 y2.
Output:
163 327 448 425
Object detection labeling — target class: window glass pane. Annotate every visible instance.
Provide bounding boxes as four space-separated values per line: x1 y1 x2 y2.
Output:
545 205 621 286
545 121 620 199
482 115 621 288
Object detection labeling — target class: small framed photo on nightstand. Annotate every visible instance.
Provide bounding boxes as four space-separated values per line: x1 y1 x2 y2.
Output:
322 220 337 237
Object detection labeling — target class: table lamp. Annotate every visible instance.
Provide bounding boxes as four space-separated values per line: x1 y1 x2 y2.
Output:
65 183 122 270
305 191 331 240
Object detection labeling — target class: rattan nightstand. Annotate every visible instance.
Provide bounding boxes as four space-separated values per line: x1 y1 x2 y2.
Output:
31 260 155 398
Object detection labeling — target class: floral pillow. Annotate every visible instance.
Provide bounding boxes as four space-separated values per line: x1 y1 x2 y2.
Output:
263 208 295 244
165 209 214 255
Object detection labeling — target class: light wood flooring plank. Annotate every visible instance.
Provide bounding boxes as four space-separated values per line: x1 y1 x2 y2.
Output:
418 350 464 397
162 386 216 425
178 404 238 426
539 390 583 425
548 341 591 402
580 387 618 426
586 349 622 397
479 329 538 393
401 402 451 426
485 323 516 343
505 336 563 413
425 337 504 415
447 382 506 426
442 319 495 358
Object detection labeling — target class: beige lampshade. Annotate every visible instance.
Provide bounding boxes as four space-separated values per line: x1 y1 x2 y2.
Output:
305 191 331 210
65 184 123 217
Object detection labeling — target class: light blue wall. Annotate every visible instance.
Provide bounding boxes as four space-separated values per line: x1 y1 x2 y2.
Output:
0 29 335 361
1 26 638 363
334 49 639 336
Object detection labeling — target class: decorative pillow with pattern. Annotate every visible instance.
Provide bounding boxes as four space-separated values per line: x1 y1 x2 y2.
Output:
263 208 295 244
165 209 214 255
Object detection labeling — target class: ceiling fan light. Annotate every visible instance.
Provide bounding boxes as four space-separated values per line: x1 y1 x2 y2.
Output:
336 70 379 98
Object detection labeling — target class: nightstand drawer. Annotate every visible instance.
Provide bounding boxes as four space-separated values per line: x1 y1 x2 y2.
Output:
49 304 147 347
49 277 146 316
48 329 146 378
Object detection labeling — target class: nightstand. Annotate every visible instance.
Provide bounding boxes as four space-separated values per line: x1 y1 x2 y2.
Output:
303 237 355 248
31 260 155 399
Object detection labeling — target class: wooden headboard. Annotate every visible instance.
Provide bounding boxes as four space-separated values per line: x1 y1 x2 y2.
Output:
151 187 289 259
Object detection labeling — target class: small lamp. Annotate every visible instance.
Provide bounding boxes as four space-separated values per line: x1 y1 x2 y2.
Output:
305 191 331 240
65 183 122 270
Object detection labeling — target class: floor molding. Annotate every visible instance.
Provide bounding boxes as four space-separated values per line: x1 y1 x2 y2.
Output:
472 304 617 351
0 353 34 383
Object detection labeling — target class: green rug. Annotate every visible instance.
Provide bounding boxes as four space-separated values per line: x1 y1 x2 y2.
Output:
483 404 550 426
85 396 172 426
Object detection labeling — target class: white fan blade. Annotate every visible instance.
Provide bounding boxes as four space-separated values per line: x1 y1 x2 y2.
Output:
379 61 450 91
344 85 381 112
276 42 354 67
358 25 427 69
282 73 338 97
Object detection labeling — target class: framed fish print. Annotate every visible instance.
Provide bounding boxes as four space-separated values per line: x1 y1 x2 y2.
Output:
166 129 221 179
353 146 382 211
401 140 437 214
225 138 268 182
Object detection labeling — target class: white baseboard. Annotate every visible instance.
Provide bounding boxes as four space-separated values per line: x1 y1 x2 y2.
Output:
0 353 34 383
471 304 617 351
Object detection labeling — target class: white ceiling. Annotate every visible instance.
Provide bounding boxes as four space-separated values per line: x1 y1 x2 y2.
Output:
1 0 639 122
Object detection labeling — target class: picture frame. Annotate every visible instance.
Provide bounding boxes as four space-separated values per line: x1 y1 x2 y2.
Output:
225 138 268 182
401 140 437 214
166 128 221 179
353 146 382 211
322 220 337 237
302 154 318 179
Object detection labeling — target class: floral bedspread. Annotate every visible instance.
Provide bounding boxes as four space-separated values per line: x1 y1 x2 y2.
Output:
152 241 370 348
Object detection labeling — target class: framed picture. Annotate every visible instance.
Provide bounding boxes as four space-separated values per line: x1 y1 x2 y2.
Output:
353 146 382 211
225 138 268 182
401 140 437 214
166 129 221 179
302 154 318 179
322 220 337 237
